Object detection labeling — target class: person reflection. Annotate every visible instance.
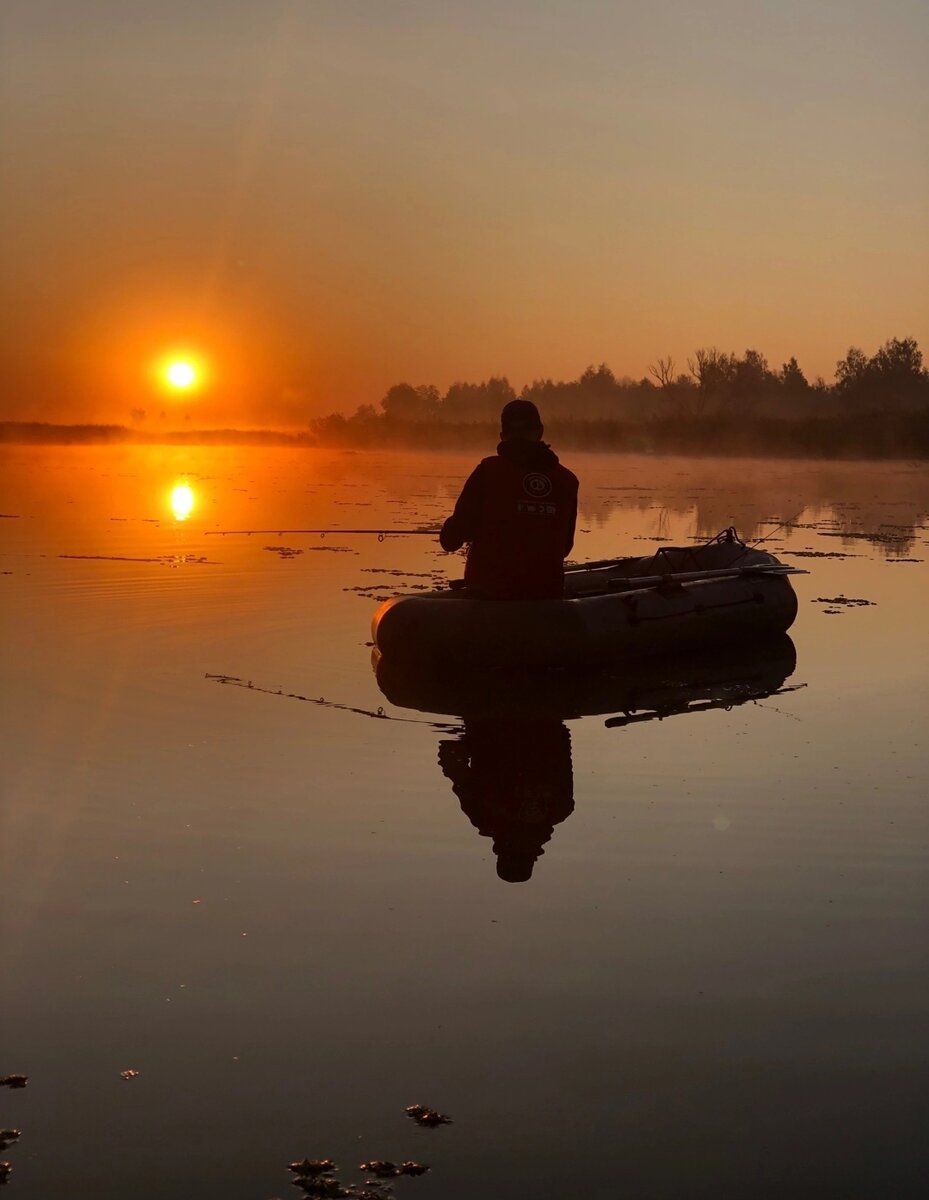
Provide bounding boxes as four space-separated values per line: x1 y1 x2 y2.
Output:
437 719 574 883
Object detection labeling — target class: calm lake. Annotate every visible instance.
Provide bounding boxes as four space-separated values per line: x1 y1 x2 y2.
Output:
1 446 927 1199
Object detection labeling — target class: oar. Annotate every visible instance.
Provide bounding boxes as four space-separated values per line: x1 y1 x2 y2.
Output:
568 562 806 595
564 555 638 573
448 562 805 593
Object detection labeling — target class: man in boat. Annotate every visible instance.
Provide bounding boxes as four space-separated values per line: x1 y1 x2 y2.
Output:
440 399 579 599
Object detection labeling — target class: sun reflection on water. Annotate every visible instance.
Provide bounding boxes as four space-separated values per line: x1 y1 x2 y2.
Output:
170 482 195 521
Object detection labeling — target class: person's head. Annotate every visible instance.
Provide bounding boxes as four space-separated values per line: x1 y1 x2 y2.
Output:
500 399 543 442
495 850 537 883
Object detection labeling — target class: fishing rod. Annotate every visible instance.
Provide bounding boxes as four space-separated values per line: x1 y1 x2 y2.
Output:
723 508 806 565
206 527 440 538
748 508 806 550
604 682 806 729
204 672 457 729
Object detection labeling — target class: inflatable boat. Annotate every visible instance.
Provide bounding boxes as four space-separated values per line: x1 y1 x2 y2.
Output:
372 530 803 671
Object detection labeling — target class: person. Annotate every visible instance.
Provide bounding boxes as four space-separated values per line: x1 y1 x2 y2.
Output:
438 718 575 883
439 399 579 600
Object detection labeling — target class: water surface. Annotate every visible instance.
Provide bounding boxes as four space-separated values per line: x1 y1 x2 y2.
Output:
1 447 927 1198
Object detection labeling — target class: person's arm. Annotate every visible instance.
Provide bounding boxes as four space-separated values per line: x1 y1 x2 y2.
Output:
440 462 486 551
563 477 579 558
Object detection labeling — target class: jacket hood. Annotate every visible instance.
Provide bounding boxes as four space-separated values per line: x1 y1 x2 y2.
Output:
496 440 560 469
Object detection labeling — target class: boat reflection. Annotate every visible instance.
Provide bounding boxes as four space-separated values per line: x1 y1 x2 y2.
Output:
375 636 801 883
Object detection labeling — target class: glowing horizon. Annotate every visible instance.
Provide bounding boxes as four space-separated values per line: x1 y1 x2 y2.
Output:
0 1 926 427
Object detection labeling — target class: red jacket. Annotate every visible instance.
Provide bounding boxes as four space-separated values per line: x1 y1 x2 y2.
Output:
440 441 579 600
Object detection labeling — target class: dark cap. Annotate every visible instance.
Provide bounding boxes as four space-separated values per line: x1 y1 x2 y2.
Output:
500 399 543 435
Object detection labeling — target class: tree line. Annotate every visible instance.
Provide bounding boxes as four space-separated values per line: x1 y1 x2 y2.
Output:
310 337 929 450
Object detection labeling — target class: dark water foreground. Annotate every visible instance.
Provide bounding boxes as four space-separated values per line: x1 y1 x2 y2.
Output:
1 448 927 1198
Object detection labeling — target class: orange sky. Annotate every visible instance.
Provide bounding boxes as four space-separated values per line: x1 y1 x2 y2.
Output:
1 0 927 427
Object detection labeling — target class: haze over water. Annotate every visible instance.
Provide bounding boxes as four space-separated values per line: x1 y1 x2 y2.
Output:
1 445 927 1198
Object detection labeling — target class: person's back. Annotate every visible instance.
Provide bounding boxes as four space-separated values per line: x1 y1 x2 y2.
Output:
440 400 578 600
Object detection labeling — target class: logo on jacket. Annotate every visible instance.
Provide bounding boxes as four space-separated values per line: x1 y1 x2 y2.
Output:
523 472 552 499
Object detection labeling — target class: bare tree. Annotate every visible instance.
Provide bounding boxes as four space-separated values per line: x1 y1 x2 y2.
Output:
649 355 702 417
648 356 676 390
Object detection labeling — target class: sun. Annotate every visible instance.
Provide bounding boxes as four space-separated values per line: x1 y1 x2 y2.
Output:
151 349 209 397
165 360 197 389
170 483 195 521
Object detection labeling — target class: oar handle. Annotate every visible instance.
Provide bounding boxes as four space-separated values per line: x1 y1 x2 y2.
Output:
564 556 633 573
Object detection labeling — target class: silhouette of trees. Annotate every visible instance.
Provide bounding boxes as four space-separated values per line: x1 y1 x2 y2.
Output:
443 377 516 422
306 336 929 455
678 348 778 415
381 383 440 421
517 363 657 421
684 348 734 415
867 337 926 408
732 350 776 409
403 338 927 423
873 336 923 379
779 357 809 394
775 357 813 415
836 338 928 411
835 347 871 394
